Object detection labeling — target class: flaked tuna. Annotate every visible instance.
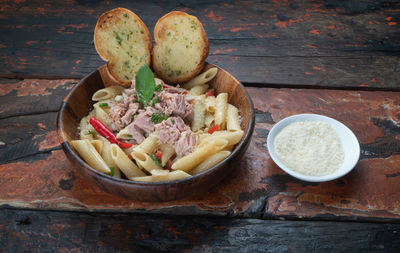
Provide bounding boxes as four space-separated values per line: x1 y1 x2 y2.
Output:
155 117 198 157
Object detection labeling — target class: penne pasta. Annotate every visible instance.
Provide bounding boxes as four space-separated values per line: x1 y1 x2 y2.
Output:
71 139 111 174
226 104 241 131
204 96 216 112
92 86 124 101
116 128 132 140
200 130 244 147
191 96 206 132
94 102 113 128
111 144 145 177
131 170 190 182
215 93 228 129
131 150 162 173
80 113 96 140
90 140 103 154
204 112 215 129
99 136 121 178
183 67 218 90
172 138 229 172
189 84 209 95
190 151 231 175
133 134 159 154
159 143 175 166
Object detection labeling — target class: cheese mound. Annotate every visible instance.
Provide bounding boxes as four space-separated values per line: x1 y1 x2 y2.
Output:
273 121 344 176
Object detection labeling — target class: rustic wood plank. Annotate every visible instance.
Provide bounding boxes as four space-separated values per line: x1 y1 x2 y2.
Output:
0 0 399 88
1 81 399 221
1 208 399 252
0 79 77 119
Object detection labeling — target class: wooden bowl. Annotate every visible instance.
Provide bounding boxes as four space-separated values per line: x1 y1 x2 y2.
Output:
57 63 255 202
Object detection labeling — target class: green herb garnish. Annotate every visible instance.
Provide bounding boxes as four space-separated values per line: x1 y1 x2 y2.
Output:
87 130 94 135
99 102 108 108
151 113 168 124
135 65 155 106
155 84 162 92
152 96 160 106
171 119 175 125
127 134 133 138
108 167 115 176
114 31 122 46
150 153 162 167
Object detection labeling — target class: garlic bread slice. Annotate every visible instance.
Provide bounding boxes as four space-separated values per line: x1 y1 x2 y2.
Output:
94 8 152 86
152 11 209 84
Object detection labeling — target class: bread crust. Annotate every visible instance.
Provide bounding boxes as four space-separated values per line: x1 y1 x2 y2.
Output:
94 8 152 86
152 11 209 84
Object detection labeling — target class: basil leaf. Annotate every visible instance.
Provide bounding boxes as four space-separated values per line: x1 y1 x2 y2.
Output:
135 65 155 106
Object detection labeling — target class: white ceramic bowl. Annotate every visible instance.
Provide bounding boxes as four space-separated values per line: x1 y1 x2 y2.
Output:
267 114 360 182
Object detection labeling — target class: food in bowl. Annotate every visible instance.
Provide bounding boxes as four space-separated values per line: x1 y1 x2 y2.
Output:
71 65 244 182
273 120 344 177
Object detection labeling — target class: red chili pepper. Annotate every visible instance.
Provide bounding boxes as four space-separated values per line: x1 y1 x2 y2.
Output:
207 124 220 134
155 150 163 161
205 89 214 97
89 117 132 149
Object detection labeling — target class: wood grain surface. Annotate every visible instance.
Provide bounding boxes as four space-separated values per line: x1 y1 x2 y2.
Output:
1 79 399 221
0 0 399 89
1 208 399 252
1 0 400 250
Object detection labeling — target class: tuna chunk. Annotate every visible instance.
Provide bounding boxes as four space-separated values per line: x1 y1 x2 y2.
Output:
175 130 199 157
155 117 198 157
162 84 187 94
134 110 155 135
163 93 193 119
126 124 145 144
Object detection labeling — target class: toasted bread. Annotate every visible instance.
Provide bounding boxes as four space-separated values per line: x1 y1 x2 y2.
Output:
152 11 209 84
94 8 152 86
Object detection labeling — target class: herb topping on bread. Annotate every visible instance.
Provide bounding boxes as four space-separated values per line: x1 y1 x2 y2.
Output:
94 8 152 86
152 11 209 84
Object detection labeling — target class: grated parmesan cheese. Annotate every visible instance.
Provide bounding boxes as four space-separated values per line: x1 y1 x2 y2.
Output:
273 121 344 176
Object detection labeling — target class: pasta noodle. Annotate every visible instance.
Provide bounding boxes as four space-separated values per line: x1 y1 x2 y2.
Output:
110 144 146 177
133 134 159 154
71 139 111 174
99 136 121 178
183 67 218 89
191 96 206 132
159 143 175 166
92 86 124 101
131 170 190 182
190 151 231 175
215 93 228 129
189 84 209 95
171 138 229 172
227 104 241 131
131 150 162 173
200 130 244 147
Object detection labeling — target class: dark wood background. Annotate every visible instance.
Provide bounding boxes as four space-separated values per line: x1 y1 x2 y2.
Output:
1 0 400 251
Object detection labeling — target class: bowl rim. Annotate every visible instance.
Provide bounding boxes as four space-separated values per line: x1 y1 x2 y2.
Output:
266 113 360 182
57 63 255 186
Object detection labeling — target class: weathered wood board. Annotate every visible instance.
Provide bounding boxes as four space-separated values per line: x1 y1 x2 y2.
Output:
1 79 399 221
1 208 400 252
0 0 399 89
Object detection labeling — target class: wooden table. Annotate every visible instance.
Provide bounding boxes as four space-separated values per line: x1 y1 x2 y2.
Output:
1 0 400 251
